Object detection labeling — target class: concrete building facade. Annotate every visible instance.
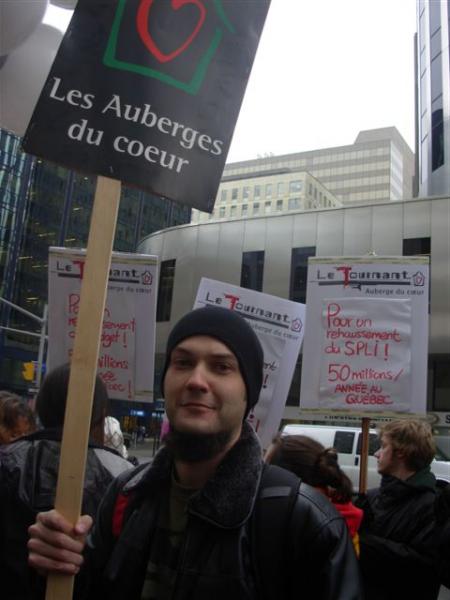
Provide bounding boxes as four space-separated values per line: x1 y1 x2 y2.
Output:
140 195 450 424
192 127 415 225
191 170 342 224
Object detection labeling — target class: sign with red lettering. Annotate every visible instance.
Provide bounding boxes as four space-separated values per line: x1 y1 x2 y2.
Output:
194 277 305 447
319 298 412 411
300 256 429 418
48 247 157 401
22 0 271 212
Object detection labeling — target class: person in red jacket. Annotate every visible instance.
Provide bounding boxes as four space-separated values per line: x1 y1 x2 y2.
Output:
265 433 363 555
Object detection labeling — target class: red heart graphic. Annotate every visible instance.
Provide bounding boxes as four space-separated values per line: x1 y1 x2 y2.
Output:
137 0 206 64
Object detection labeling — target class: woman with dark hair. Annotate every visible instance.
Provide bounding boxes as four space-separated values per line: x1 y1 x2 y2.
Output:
265 434 363 555
0 392 36 444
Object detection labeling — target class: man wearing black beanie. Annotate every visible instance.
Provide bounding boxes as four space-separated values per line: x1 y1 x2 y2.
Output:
28 307 361 600
162 305 264 419
160 306 264 465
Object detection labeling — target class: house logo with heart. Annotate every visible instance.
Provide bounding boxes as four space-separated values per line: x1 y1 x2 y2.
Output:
103 0 235 95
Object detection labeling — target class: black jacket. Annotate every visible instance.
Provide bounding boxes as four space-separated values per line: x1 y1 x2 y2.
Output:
434 482 450 589
0 428 132 600
357 469 440 600
79 423 362 599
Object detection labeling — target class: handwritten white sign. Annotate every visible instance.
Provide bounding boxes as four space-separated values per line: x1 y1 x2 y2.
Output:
319 298 412 411
48 247 158 402
194 277 305 447
300 256 429 418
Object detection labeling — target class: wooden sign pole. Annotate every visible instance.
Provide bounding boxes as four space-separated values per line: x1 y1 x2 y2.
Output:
358 417 370 494
45 176 121 600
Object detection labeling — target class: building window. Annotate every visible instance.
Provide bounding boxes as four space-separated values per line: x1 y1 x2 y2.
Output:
289 247 316 303
264 200 271 213
241 204 248 217
230 205 237 217
240 251 264 292
288 197 300 210
402 237 430 255
254 185 261 198
430 356 450 411
289 180 302 193
403 237 431 311
431 108 444 171
220 189 227 203
286 357 302 406
156 259 176 322
265 184 272 197
219 206 226 218
243 186 250 199
277 182 284 196
231 188 238 200
276 199 283 211
253 202 260 215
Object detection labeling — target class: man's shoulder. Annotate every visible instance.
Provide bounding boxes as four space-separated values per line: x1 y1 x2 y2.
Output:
113 460 154 493
104 447 173 500
296 481 343 522
0 437 31 456
259 464 343 526
0 436 56 470
89 447 133 479
0 439 30 479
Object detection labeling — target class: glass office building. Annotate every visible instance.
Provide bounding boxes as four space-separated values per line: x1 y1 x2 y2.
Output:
0 128 191 394
416 0 450 197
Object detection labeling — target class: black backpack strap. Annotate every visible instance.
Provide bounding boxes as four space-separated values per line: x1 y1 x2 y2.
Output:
251 464 301 600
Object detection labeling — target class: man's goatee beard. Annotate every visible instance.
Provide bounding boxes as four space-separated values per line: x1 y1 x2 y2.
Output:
164 427 233 462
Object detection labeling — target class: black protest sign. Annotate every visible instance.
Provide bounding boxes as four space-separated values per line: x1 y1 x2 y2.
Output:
22 0 271 212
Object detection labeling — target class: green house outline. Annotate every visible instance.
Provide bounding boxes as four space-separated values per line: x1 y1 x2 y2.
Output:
103 0 235 96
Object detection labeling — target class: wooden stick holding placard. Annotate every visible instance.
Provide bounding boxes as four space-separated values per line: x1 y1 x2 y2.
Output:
45 176 121 600
358 417 371 494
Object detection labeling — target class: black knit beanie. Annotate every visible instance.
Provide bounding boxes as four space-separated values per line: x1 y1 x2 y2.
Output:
161 305 264 418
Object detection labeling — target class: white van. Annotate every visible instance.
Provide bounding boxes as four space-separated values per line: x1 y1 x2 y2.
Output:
281 424 450 491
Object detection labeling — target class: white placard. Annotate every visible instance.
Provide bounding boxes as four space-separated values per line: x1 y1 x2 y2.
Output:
300 256 429 418
318 297 412 411
194 278 305 448
48 247 158 402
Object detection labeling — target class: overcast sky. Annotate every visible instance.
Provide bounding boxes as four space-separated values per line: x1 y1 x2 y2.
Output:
45 0 418 164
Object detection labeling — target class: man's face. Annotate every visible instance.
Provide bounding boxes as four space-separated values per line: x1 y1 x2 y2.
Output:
164 335 247 441
375 434 401 476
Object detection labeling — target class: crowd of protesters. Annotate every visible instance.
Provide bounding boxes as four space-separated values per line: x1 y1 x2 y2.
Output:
0 366 132 599
0 306 448 599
